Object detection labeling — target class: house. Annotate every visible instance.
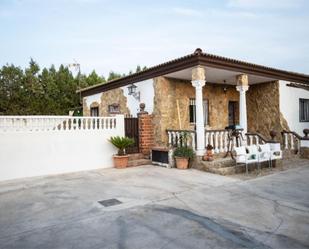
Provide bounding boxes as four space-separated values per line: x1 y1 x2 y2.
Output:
78 48 309 156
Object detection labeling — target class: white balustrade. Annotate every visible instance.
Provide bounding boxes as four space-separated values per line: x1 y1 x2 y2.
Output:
205 130 229 154
0 116 120 132
166 130 196 149
282 131 302 153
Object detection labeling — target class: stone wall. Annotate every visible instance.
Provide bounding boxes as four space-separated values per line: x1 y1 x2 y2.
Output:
152 77 239 146
83 88 130 117
247 81 289 139
82 77 290 147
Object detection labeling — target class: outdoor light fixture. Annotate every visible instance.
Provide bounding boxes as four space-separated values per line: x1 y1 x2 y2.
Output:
223 80 227 93
127 83 140 101
128 84 137 95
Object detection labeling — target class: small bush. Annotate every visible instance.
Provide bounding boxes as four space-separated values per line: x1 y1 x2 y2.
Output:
109 136 134 155
173 147 195 159
206 144 213 150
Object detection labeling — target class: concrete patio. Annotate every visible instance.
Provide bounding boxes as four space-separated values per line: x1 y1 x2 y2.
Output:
0 160 308 249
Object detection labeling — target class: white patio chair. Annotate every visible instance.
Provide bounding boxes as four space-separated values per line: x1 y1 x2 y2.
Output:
269 143 282 168
258 144 272 169
246 145 261 172
234 146 258 174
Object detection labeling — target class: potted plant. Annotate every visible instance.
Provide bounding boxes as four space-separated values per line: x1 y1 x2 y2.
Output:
173 146 195 169
203 144 214 161
109 136 134 169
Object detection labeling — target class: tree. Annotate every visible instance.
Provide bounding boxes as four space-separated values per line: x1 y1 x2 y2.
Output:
107 71 122 81
0 61 148 115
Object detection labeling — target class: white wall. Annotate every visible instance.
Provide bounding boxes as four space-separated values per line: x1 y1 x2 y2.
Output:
0 116 124 182
279 80 309 135
84 93 102 107
121 79 154 117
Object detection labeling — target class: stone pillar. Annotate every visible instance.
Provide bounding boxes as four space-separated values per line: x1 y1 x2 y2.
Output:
236 74 249 134
138 103 154 157
191 66 206 156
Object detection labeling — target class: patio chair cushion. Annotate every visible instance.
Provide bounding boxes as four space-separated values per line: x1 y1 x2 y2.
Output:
246 145 259 155
258 144 271 162
259 144 271 153
270 143 282 160
234 146 247 164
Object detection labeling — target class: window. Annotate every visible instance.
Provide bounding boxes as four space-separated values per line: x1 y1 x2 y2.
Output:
189 98 209 125
108 104 120 114
300 98 309 122
90 106 99 117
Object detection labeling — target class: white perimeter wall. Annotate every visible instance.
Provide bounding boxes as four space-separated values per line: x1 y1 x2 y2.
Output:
122 79 154 117
0 116 124 182
279 80 309 134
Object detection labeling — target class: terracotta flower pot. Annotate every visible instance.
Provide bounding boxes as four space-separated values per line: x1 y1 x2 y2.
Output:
175 156 189 169
113 155 129 169
203 150 214 161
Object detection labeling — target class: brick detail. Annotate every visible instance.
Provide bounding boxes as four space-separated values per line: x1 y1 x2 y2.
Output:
138 114 154 156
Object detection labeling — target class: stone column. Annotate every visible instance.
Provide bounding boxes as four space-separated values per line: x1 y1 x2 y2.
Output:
192 66 206 156
236 74 249 135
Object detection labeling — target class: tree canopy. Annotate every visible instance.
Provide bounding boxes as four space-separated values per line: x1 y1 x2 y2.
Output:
0 61 147 115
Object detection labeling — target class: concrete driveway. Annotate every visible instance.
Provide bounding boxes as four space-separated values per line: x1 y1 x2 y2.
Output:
0 162 309 249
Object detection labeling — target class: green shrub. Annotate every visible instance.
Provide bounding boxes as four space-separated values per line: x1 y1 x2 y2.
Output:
173 146 195 159
109 136 134 155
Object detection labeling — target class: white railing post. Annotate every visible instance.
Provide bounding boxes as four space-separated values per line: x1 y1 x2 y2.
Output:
191 132 196 151
214 132 219 153
224 131 228 152
290 133 294 150
284 133 288 149
219 131 224 152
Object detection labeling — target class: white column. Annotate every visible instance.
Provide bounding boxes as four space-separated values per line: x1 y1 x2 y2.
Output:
236 85 249 134
192 79 206 156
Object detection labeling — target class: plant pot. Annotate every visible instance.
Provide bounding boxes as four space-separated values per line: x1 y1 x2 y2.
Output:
203 150 214 161
175 156 189 169
113 155 129 169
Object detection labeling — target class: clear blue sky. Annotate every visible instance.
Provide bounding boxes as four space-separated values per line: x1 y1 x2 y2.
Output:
1 0 308 76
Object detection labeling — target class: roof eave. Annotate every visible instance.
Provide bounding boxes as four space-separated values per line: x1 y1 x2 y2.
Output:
79 50 309 97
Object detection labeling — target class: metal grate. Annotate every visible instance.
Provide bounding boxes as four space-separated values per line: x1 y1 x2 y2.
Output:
98 198 122 207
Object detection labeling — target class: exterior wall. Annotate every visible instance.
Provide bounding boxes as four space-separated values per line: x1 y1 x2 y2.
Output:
0 116 124 182
279 80 309 135
152 77 239 146
121 79 154 117
83 79 154 117
83 88 130 117
247 81 289 139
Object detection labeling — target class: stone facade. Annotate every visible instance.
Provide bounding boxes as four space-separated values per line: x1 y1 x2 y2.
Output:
83 88 130 117
82 77 289 147
247 81 289 139
152 77 239 146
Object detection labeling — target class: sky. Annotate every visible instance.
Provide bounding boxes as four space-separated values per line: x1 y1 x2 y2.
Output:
0 0 309 76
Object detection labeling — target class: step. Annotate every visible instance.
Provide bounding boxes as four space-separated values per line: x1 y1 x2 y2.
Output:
127 159 152 167
203 160 281 175
128 153 146 161
201 157 235 170
207 166 236 176
282 150 300 159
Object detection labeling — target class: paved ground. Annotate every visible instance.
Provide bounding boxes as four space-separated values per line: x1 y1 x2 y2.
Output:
0 160 308 249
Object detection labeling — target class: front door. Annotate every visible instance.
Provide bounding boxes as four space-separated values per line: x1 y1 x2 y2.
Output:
124 117 139 154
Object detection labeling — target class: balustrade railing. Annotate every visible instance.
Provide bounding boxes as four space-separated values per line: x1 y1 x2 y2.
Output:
245 132 268 146
204 129 230 153
167 129 196 149
0 116 119 132
166 128 294 154
281 130 305 153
